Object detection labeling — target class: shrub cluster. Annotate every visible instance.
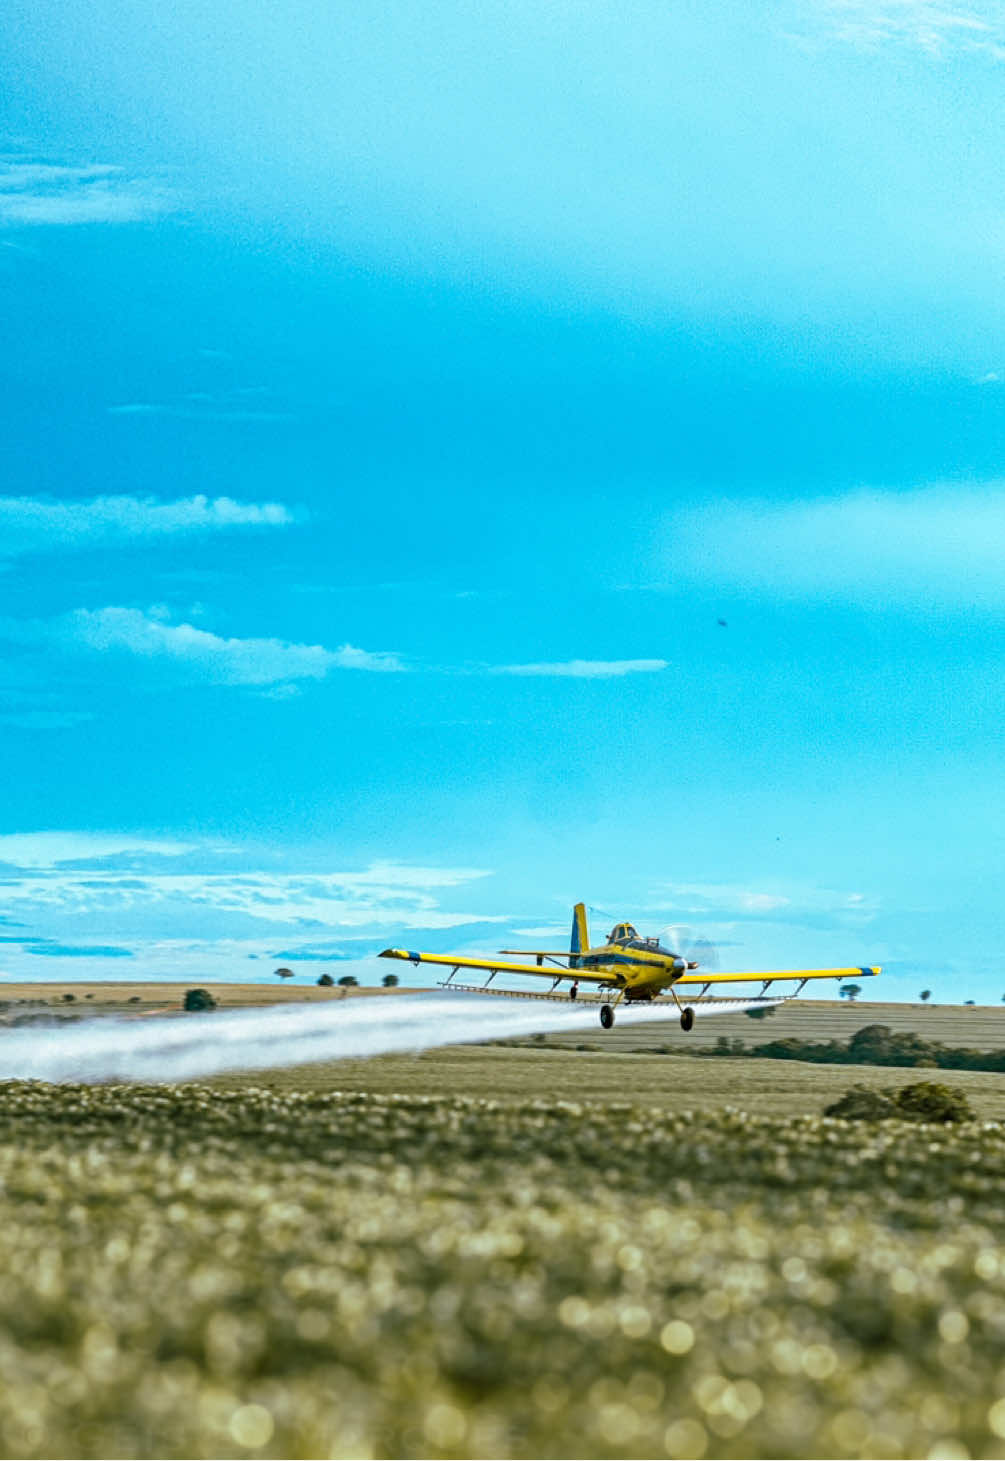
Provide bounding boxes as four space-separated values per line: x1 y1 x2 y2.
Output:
0 1084 1001 1457
704 1022 1005 1073
824 1081 975 1123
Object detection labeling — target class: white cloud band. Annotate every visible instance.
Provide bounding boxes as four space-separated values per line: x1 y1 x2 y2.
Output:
0 162 175 226
60 607 404 684
665 484 1005 608
0 494 293 558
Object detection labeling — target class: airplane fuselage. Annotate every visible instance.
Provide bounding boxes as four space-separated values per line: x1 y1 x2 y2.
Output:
574 933 690 996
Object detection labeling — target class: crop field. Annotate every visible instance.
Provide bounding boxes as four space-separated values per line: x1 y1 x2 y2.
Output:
222 1042 1005 1121
2 1069 1005 1460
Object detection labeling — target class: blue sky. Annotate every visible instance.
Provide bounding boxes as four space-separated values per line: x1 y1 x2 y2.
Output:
2 0 1004 999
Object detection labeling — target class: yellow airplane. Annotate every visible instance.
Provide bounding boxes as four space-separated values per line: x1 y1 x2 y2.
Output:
380 902 880 1030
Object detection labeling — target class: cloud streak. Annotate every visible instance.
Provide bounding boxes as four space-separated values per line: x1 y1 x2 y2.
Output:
0 161 176 226
58 607 404 684
789 1 1005 59
0 494 293 559
3 600 666 690
664 483 1005 608
494 659 668 678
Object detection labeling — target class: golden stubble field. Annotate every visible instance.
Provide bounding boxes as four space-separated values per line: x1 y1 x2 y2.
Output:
2 991 1005 1459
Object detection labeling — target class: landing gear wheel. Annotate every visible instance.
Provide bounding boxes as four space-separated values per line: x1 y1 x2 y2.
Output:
680 1006 695 1032
600 1003 615 1030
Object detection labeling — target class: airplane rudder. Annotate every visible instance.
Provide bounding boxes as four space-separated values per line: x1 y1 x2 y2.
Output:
570 902 589 968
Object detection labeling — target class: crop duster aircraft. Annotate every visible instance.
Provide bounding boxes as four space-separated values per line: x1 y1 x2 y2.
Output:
380 904 880 1030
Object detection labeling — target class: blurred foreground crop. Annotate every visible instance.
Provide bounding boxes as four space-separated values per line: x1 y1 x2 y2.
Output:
0 1083 1004 1458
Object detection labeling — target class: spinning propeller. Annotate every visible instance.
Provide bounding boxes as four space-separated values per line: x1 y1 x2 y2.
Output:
660 925 720 971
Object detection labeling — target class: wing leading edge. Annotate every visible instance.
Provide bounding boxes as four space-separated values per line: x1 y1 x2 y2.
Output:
674 966 881 985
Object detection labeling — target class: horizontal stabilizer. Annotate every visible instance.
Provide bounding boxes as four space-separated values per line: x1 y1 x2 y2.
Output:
379 948 611 982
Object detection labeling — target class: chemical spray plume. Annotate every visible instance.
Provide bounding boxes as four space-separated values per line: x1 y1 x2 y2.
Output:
0 993 759 1084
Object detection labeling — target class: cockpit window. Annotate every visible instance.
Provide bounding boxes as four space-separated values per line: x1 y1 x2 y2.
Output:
609 923 640 944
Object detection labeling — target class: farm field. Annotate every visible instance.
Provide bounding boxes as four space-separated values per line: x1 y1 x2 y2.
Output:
1 1079 1005 1459
218 1040 1005 1122
519 998 1005 1054
0 982 414 1017
3 996 1005 1457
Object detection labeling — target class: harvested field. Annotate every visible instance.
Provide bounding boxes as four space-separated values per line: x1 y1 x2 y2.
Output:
0 982 414 1018
516 998 1005 1054
218 1041 1005 1121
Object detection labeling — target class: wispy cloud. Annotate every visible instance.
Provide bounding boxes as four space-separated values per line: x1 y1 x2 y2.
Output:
0 831 204 869
0 494 293 560
788 0 1005 58
0 837 495 945
647 880 879 925
0 161 177 226
108 394 293 424
493 658 668 678
58 606 405 685
663 483 1005 608
3 598 665 689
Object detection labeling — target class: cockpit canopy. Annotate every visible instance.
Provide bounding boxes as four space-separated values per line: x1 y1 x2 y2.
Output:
608 923 640 945
608 921 669 953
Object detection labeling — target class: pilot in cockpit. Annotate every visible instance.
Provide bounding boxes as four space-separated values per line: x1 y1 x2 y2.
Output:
609 923 639 944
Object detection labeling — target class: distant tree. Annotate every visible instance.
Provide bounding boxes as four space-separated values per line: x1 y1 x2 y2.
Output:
337 975 359 987
274 967 294 981
839 983 862 1001
920 990 931 1002
744 1004 775 1020
317 973 335 987
382 972 400 988
965 1000 976 1006
62 993 76 1002
183 988 217 1012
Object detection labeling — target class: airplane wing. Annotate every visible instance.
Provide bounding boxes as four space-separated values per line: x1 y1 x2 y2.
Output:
378 948 610 982
498 949 573 960
674 966 880 986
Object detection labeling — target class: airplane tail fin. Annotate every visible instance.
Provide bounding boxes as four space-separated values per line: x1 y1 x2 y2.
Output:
570 903 589 969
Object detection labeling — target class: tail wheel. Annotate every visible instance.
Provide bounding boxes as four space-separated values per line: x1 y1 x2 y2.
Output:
680 1006 695 1032
600 1004 615 1030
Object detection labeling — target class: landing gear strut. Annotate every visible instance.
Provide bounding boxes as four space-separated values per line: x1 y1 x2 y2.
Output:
600 1003 614 1030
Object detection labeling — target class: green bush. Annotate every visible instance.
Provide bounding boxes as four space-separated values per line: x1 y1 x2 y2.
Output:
382 972 400 987
337 975 359 987
825 1080 975 1123
316 973 335 987
893 1081 974 1123
823 1084 900 1120
182 988 217 1012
